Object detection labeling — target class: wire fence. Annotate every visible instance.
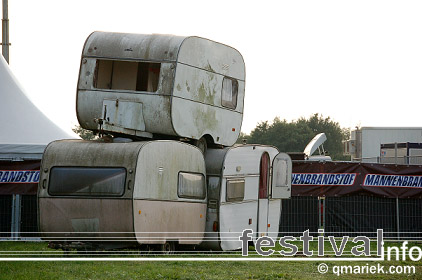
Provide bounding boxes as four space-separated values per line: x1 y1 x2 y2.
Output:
2 194 422 241
0 195 12 238
279 196 422 240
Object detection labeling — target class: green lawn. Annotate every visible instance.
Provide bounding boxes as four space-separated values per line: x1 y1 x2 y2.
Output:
0 241 420 279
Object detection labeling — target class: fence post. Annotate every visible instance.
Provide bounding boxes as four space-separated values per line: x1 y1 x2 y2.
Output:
318 196 325 234
11 194 21 240
396 197 400 241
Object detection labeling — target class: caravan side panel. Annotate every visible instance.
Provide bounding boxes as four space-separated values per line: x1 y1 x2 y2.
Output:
172 37 246 146
39 198 134 241
132 141 207 245
133 200 206 245
217 145 281 251
178 37 245 81
267 199 281 240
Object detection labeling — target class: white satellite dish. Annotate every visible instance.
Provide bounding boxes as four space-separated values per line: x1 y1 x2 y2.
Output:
303 133 332 161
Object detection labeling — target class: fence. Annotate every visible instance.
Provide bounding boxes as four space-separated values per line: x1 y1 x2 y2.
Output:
0 195 38 240
279 196 422 240
2 194 422 240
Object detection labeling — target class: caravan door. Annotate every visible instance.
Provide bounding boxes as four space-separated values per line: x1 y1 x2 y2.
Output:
257 152 270 237
271 153 292 199
267 152 292 240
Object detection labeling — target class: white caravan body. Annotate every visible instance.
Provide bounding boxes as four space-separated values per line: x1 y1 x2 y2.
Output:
201 145 292 251
76 32 245 147
38 140 207 249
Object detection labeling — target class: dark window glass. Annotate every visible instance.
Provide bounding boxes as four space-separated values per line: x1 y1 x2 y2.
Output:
48 167 126 196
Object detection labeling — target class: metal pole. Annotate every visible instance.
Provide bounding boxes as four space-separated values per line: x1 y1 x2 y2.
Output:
396 197 400 241
394 142 398 165
11 194 21 239
2 0 10 63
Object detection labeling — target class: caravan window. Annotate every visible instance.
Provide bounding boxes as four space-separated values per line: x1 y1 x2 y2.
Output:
221 77 238 109
226 179 245 202
48 167 126 197
178 172 206 199
259 153 270 199
94 59 161 92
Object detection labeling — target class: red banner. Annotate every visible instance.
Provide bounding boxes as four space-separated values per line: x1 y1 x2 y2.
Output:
0 160 40 195
292 161 422 198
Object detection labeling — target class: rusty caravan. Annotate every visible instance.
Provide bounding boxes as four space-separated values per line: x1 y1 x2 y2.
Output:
38 140 207 251
76 32 245 150
200 145 292 251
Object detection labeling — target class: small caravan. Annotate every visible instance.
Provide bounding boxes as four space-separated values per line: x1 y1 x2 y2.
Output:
38 140 207 251
76 32 245 149
201 145 292 251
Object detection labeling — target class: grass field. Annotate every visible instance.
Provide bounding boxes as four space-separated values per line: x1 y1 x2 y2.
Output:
0 241 420 279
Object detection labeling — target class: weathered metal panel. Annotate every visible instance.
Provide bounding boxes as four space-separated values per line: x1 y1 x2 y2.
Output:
76 32 246 146
77 90 175 136
178 37 245 80
133 141 206 201
171 98 242 145
267 199 281 240
39 198 134 241
271 152 292 199
173 63 222 107
83 32 185 61
219 201 258 251
102 99 146 132
38 139 144 168
171 63 245 146
38 140 143 200
172 63 245 112
204 148 229 176
222 145 279 177
133 200 206 245
257 199 269 237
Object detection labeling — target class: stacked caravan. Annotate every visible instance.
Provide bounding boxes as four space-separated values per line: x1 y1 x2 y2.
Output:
38 32 292 253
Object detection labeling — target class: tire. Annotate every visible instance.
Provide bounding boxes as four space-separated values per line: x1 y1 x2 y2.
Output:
159 241 176 254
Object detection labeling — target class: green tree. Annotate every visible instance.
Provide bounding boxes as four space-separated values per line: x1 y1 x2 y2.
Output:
72 125 97 140
244 114 349 160
235 132 250 144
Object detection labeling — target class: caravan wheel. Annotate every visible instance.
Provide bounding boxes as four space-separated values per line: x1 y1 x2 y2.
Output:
159 241 176 254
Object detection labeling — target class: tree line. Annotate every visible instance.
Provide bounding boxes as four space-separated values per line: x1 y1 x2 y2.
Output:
237 113 350 160
73 113 350 160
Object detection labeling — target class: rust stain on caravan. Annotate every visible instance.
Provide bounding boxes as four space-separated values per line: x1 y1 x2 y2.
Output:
39 198 134 240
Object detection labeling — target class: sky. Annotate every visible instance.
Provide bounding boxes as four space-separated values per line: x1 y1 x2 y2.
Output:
5 0 422 135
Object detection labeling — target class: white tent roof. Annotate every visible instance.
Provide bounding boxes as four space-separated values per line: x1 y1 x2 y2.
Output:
0 55 75 159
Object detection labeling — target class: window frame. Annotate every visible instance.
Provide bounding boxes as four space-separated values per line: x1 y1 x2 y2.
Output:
221 77 239 110
226 178 245 202
93 59 161 93
48 166 127 197
177 171 206 200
